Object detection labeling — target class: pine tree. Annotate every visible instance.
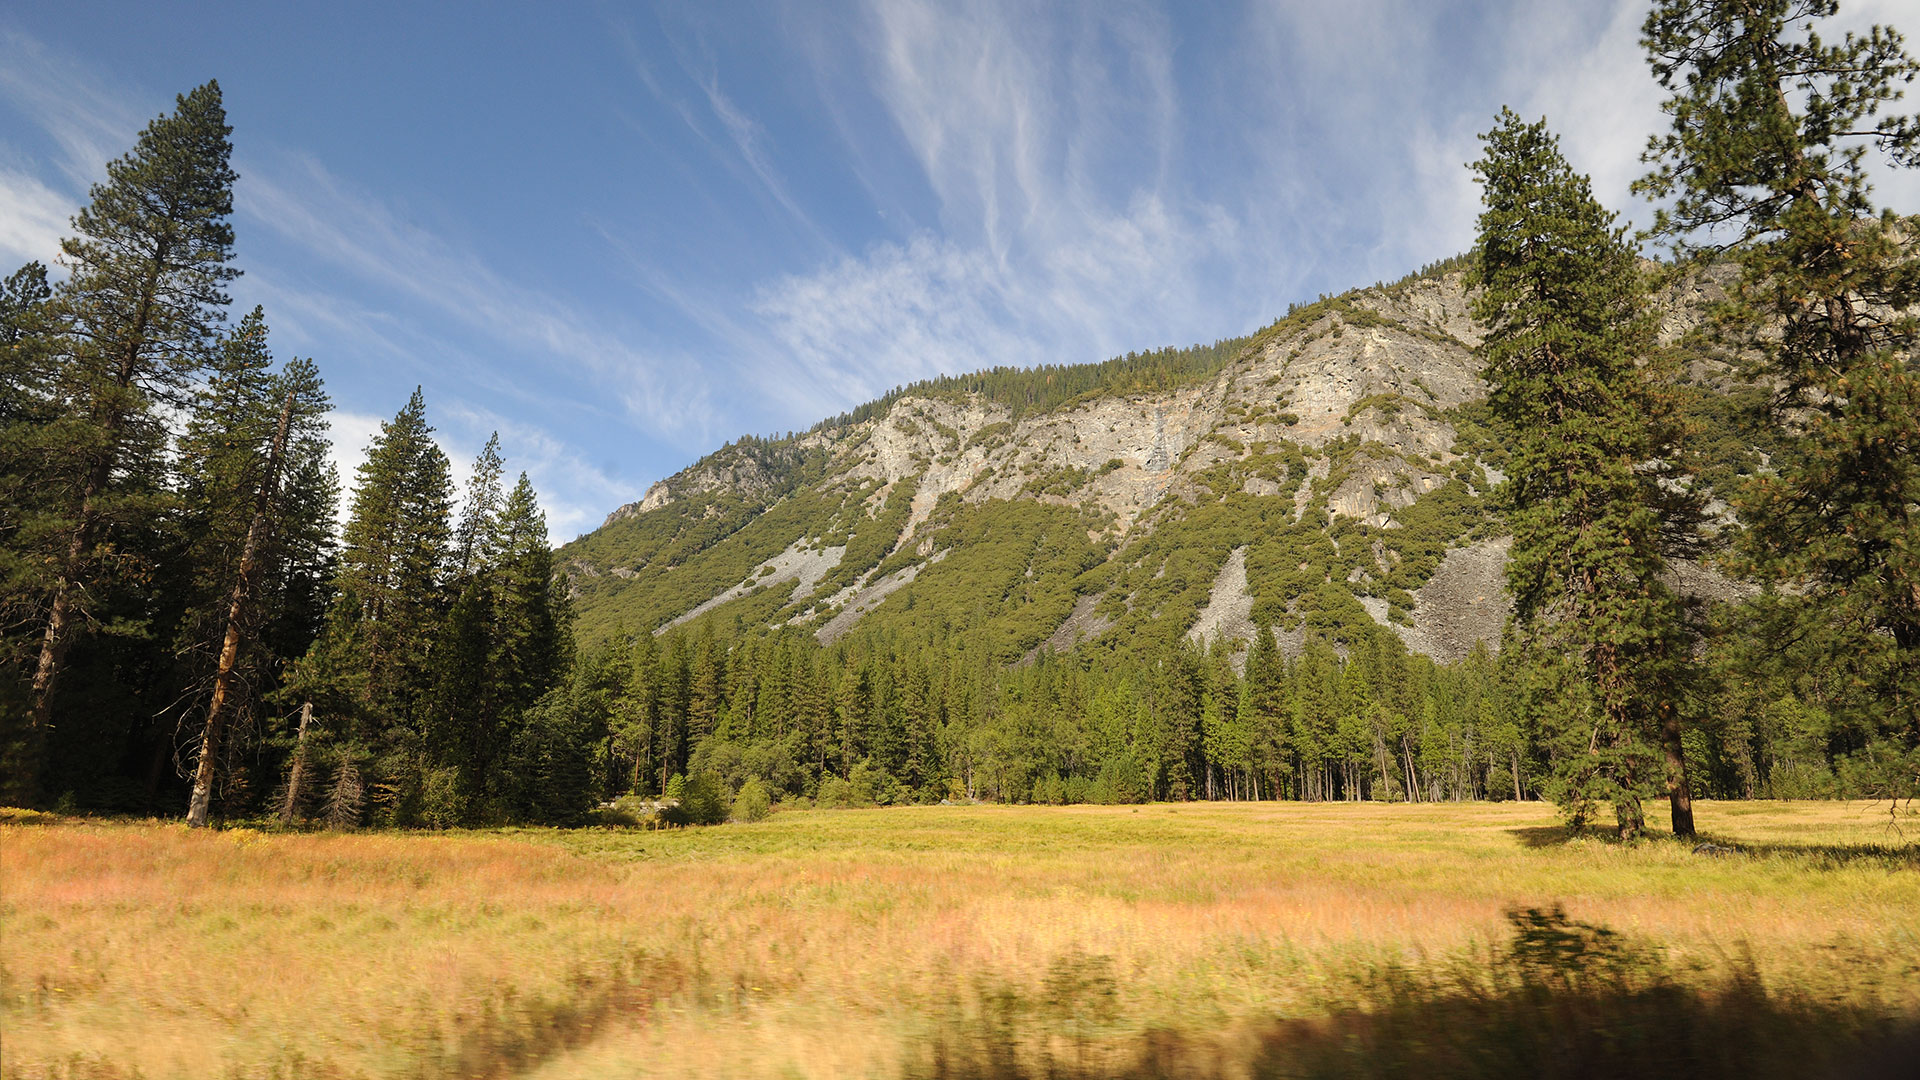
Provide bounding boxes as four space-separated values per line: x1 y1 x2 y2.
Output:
615 632 660 793
490 472 570 717
1245 625 1290 797
426 439 509 820
175 311 333 825
1638 0 1920 782
453 434 504 577
24 83 239 784
1471 108 1698 838
0 263 61 799
688 626 722 745
288 388 452 815
496 481 591 823
834 655 868 778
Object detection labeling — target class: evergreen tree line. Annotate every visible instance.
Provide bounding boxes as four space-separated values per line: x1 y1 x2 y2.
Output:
811 335 1252 435
0 83 577 825
559 604 1899 815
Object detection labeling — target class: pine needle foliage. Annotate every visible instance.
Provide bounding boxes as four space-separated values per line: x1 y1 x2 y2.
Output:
19 81 240 781
1470 109 1696 838
1638 0 1920 783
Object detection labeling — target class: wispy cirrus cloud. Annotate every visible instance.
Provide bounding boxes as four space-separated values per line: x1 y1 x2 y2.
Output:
437 400 641 540
235 157 716 444
0 30 141 189
12 0 1920 544
732 0 1259 411
0 30 145 269
0 165 70 267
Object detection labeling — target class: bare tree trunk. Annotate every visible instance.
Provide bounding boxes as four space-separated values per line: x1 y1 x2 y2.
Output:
1402 737 1419 803
187 393 294 828
29 549 80 730
29 469 104 737
279 702 313 824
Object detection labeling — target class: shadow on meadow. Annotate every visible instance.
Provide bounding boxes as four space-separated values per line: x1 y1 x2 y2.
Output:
1502 823 1920 869
911 907 1920 1080
10 954 691 1080
17 909 1915 1080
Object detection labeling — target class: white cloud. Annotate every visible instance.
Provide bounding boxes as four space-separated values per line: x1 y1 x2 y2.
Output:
0 165 70 268
1501 0 1667 232
740 0 1255 407
0 30 142 190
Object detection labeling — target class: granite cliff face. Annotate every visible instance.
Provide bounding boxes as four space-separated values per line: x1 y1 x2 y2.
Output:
560 267 1748 662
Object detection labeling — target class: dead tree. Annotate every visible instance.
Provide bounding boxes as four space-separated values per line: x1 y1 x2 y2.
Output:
278 701 314 824
186 392 293 828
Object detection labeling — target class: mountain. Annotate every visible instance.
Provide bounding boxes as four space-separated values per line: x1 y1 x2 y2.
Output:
558 259 1757 665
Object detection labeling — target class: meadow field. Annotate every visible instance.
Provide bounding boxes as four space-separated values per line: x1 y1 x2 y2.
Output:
2 801 1916 1079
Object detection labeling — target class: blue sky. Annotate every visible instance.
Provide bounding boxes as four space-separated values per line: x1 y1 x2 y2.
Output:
4 1 1916 540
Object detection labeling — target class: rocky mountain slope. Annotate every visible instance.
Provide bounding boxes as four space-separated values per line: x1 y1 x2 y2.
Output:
560 263 1751 664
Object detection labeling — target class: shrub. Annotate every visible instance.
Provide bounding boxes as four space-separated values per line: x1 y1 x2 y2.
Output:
418 768 462 829
588 795 656 827
816 776 854 808
731 779 772 823
661 772 728 826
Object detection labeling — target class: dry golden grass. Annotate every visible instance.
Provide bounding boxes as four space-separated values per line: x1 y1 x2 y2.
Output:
2 800 1916 1079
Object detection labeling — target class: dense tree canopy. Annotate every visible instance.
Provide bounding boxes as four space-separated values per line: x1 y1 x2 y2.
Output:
1640 0 1920 796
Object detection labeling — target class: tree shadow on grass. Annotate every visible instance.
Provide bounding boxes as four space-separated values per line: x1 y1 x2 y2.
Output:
1503 824 1920 868
1714 840 1920 870
911 907 1919 1080
1506 824 1573 848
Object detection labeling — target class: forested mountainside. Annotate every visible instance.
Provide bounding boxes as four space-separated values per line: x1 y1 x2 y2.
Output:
560 259 1758 666
533 259 1858 812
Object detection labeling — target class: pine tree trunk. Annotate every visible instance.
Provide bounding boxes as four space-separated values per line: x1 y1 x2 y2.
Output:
280 702 314 824
29 457 111 735
1661 708 1695 838
1402 737 1419 803
187 393 294 828
27 563 76 730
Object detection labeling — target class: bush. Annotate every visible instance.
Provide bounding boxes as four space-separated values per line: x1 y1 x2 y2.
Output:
418 768 462 829
816 775 861 809
731 779 772 823
661 771 728 826
588 795 656 827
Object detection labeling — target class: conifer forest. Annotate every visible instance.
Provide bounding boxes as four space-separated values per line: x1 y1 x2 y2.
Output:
4 2 1919 842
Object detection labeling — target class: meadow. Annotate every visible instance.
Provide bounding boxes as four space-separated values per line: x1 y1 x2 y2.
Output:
2 801 1916 1079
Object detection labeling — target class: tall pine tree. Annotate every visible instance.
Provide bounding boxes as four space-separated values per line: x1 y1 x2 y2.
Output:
287 388 451 821
1639 0 1920 787
1472 109 1698 838
23 83 239 793
0 264 61 800
174 310 333 824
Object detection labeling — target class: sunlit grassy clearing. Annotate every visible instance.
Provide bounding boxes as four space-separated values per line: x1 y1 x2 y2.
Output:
2 801 1915 1079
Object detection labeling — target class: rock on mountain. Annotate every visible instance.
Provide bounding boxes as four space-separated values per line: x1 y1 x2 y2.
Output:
558 264 1750 664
